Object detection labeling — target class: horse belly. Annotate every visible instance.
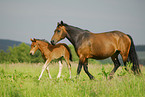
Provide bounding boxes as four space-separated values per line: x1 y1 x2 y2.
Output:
91 41 116 60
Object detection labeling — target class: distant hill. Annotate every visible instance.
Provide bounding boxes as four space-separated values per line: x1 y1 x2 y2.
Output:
135 45 145 51
0 39 28 51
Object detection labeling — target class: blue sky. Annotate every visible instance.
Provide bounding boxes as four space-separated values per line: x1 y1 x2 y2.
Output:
0 0 145 45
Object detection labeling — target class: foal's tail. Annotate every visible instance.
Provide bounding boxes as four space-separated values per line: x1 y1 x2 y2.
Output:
63 44 73 61
127 34 141 74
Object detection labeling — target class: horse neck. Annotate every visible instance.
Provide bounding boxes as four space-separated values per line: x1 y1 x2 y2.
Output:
37 41 49 55
65 26 85 47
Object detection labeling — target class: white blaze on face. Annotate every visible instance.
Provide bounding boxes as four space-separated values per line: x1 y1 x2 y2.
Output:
30 50 35 55
30 46 37 55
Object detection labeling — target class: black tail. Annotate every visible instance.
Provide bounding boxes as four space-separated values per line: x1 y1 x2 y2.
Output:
127 34 141 74
63 44 73 61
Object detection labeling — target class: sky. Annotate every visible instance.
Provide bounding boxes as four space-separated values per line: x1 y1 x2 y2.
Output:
0 0 145 45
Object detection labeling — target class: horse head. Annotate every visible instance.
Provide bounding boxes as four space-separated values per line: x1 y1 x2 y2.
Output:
51 21 67 45
30 38 39 55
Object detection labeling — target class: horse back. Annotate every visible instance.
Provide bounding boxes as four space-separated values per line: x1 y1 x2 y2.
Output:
50 43 72 60
77 30 131 59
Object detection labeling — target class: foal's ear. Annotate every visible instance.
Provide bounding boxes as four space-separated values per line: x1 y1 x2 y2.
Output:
30 38 34 42
57 22 59 26
33 38 36 42
30 38 36 42
61 21 64 25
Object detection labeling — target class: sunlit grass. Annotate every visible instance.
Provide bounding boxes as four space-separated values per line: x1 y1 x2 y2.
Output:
0 62 145 97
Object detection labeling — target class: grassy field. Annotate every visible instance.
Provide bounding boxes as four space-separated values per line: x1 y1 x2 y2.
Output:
0 62 145 97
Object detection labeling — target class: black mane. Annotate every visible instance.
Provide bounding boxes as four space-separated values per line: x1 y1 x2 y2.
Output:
60 23 90 33
36 39 50 45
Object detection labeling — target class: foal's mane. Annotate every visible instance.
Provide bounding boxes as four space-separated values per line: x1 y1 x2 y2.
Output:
36 39 51 45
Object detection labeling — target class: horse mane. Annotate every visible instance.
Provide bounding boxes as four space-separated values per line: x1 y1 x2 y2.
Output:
60 23 90 33
35 39 51 45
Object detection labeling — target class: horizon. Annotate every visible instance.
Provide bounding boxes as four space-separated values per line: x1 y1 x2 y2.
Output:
0 38 145 46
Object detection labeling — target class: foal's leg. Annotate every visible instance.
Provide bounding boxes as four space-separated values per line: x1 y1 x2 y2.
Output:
65 59 71 78
109 56 121 79
68 63 71 78
83 59 95 80
46 66 52 79
38 59 51 80
57 60 63 78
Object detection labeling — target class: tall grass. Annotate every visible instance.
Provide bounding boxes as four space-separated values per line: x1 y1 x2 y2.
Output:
0 62 145 97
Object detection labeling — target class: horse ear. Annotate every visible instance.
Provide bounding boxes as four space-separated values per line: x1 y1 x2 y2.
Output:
33 38 36 42
30 38 33 42
61 21 64 25
57 22 59 26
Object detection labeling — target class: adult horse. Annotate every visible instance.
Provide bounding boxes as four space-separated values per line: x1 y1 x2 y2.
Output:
30 38 72 80
51 21 141 80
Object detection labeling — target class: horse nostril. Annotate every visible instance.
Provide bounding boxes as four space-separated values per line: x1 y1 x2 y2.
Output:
30 53 32 55
51 40 55 45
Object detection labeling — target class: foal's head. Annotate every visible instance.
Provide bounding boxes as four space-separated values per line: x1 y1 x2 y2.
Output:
30 38 39 55
51 21 67 45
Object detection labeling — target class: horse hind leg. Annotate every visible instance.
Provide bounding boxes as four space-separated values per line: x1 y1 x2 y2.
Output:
122 57 129 71
120 50 130 72
46 66 52 79
64 56 71 78
57 60 63 78
109 51 121 79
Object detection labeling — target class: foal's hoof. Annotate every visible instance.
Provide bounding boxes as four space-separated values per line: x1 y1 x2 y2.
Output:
75 75 79 79
108 76 113 80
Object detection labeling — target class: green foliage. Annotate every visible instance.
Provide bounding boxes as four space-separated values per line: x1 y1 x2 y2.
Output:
0 43 43 63
98 66 110 79
68 44 79 61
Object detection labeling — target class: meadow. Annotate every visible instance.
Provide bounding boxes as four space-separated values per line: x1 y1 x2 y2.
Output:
0 62 145 97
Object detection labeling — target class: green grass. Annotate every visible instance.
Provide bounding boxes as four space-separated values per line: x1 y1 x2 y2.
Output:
0 62 145 97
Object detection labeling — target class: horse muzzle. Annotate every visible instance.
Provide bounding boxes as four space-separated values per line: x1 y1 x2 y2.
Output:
29 51 34 56
29 53 32 55
51 40 56 45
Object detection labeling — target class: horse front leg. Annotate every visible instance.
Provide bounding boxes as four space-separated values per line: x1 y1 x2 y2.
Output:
38 59 51 80
83 59 95 80
76 59 83 78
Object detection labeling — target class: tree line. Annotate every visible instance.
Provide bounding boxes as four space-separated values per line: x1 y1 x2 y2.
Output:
0 43 112 64
0 43 43 63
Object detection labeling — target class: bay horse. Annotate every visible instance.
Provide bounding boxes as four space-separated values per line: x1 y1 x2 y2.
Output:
51 21 141 80
30 38 72 80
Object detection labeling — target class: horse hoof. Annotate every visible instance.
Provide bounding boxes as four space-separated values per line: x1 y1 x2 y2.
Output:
90 77 95 80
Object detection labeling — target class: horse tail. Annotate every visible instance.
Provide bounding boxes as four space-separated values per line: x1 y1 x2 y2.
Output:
63 44 73 61
127 34 141 74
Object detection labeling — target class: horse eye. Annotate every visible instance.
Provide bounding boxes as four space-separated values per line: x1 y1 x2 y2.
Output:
34 45 36 47
57 30 61 33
